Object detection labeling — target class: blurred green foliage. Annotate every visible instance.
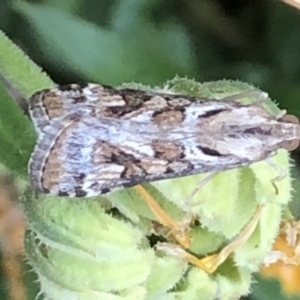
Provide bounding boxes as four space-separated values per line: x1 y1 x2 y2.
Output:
2 0 300 299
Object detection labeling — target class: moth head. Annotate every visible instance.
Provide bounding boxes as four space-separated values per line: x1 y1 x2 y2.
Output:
278 114 300 151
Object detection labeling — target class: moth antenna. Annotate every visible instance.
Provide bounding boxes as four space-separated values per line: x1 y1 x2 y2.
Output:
265 158 287 195
220 90 268 104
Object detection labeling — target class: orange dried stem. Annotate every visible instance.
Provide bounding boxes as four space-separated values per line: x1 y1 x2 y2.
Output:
134 185 191 248
158 205 263 273
200 205 263 273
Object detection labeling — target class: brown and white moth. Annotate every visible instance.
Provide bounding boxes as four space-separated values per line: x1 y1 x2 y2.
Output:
28 83 300 198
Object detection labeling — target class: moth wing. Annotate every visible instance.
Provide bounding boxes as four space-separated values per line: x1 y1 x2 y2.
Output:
29 112 246 198
29 83 165 133
29 84 118 132
29 83 238 133
29 114 185 197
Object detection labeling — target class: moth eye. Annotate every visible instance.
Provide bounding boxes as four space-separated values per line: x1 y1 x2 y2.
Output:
279 139 300 151
279 114 300 124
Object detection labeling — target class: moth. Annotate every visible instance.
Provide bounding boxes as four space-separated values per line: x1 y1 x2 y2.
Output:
28 83 300 198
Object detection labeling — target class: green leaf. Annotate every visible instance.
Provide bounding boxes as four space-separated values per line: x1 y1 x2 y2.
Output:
0 81 36 176
0 30 53 175
0 30 53 98
15 2 194 85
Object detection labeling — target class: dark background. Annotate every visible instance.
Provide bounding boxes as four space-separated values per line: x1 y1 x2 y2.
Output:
1 0 300 299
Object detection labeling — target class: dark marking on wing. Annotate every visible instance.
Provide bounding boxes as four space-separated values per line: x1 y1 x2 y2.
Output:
74 173 86 185
75 187 87 197
109 102 144 116
120 164 147 179
30 89 51 101
58 84 88 91
198 146 223 157
111 152 141 165
152 106 185 118
72 95 87 104
244 127 272 136
165 167 175 174
153 142 185 161
198 108 226 118
58 190 69 197
179 151 185 159
101 85 208 115
103 85 153 113
57 84 87 103
101 188 111 194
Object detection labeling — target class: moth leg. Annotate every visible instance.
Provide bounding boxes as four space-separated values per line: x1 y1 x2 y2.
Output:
183 172 219 213
275 109 287 120
158 205 263 274
251 91 269 106
265 159 287 195
134 185 191 248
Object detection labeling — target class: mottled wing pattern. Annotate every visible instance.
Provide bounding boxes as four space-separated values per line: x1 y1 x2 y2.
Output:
29 84 300 197
30 83 249 128
29 108 242 197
